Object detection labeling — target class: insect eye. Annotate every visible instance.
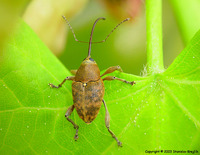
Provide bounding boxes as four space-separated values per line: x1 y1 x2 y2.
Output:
89 58 94 62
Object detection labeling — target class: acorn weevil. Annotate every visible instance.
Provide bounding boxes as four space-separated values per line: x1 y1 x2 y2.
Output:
49 16 136 147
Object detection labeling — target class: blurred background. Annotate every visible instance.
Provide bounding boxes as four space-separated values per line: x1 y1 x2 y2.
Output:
1 0 200 75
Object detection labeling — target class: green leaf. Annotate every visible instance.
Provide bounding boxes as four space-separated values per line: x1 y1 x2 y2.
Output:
0 20 200 154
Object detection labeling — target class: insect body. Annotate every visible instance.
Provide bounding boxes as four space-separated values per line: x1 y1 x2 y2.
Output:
72 57 104 124
49 16 135 147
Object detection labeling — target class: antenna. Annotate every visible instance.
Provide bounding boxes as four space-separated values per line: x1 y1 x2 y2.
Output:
62 16 130 45
91 18 130 44
88 17 105 57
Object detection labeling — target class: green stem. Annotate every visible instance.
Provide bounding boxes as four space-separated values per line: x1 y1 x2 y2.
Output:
146 0 164 74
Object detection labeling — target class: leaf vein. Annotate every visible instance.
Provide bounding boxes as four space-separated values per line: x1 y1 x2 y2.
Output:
160 83 200 128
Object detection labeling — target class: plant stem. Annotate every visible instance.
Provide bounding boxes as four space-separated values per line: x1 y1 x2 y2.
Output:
146 0 164 74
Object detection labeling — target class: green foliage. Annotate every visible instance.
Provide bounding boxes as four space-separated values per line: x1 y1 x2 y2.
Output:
170 0 200 44
0 17 200 154
0 0 30 55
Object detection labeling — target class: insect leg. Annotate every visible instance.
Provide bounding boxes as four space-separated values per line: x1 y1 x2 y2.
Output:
49 76 75 88
70 70 77 75
103 76 136 85
65 105 79 140
101 66 123 77
103 99 122 147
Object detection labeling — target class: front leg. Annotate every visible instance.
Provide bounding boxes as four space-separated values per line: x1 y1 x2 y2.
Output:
103 76 136 85
101 66 123 77
49 76 75 88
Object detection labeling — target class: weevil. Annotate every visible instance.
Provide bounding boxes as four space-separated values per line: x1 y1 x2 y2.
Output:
49 16 136 147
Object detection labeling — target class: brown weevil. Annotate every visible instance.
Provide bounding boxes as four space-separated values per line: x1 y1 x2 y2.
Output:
49 16 136 147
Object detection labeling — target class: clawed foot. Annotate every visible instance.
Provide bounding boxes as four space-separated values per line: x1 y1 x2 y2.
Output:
124 81 136 85
117 141 122 147
74 134 79 141
74 128 79 141
130 81 136 85
48 83 60 88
